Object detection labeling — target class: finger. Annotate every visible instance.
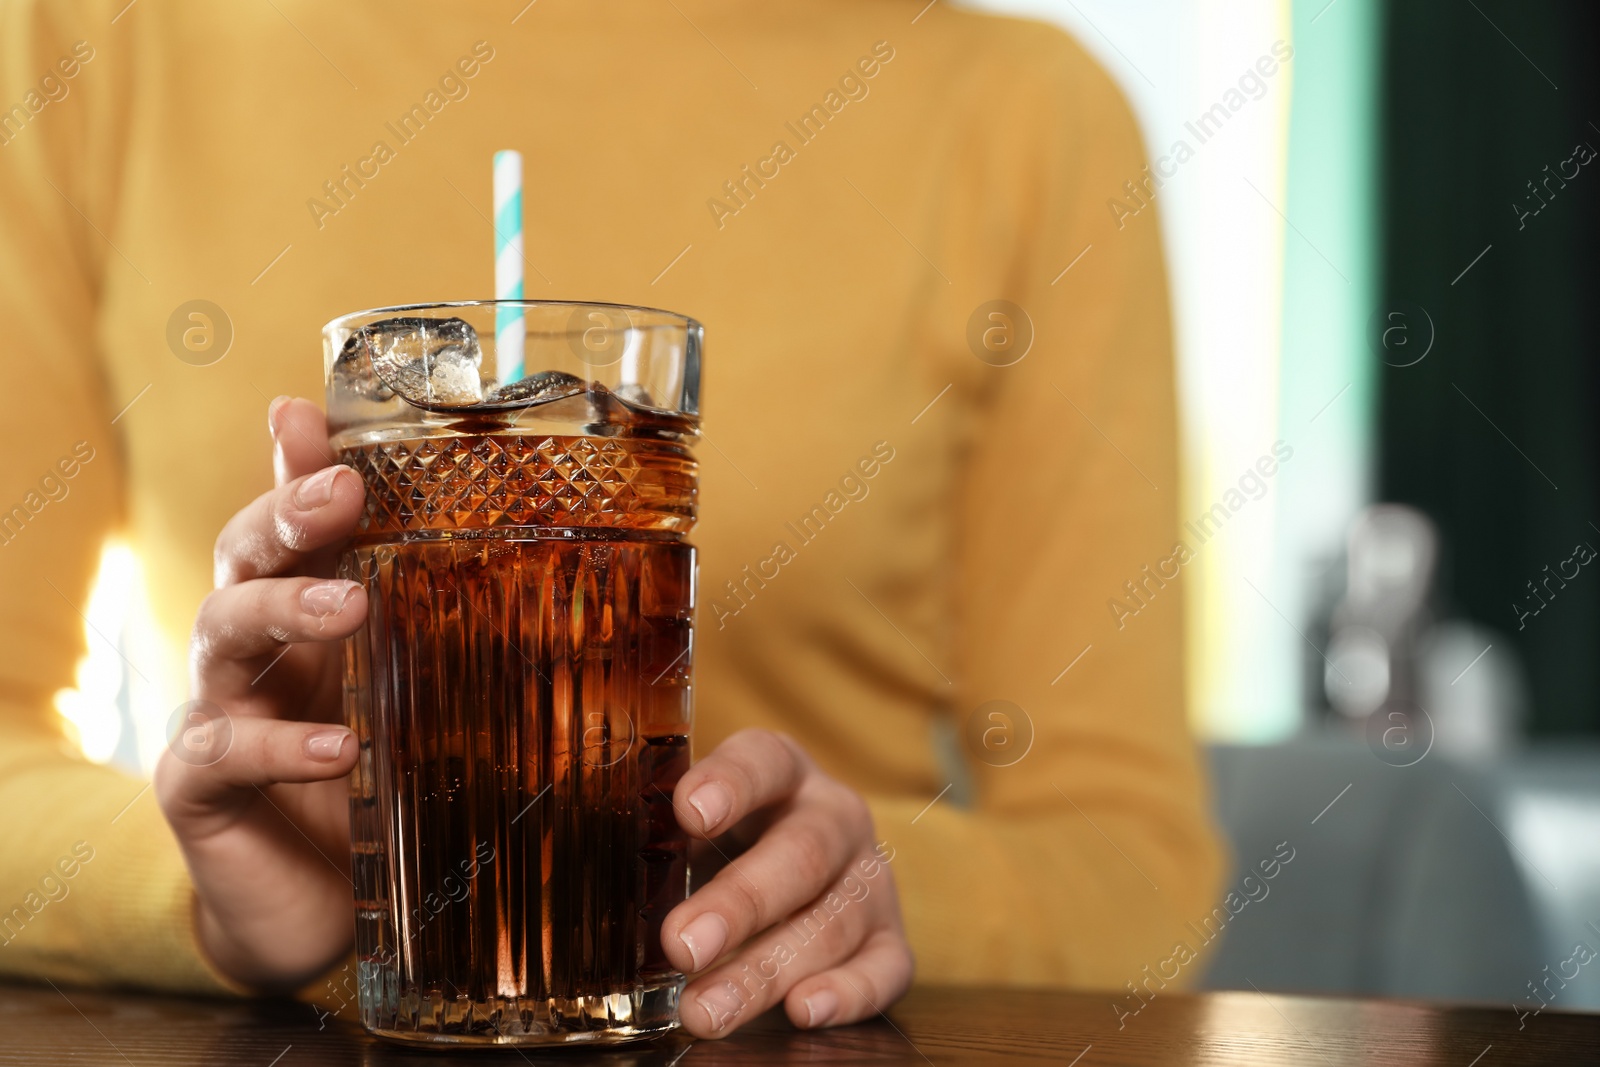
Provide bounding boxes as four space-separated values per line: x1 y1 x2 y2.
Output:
687 838 731 892
679 872 879 1039
155 714 358 823
269 396 337 486
192 577 367 698
213 465 364 586
784 927 916 1031
673 729 807 838
661 792 869 974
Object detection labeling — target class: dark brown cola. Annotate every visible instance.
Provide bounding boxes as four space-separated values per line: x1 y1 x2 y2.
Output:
338 429 697 1046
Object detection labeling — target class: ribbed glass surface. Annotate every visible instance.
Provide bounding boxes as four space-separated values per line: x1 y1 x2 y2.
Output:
338 432 696 1046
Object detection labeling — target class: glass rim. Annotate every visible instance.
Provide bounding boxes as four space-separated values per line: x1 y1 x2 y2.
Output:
322 299 703 337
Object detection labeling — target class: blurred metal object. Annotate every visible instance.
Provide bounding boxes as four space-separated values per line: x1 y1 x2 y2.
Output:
1318 503 1529 764
1324 505 1438 719
1421 622 1528 763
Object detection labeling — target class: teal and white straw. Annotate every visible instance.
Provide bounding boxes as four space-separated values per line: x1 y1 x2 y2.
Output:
493 149 525 384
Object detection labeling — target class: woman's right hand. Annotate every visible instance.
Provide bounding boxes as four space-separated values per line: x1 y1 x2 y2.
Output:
155 396 368 991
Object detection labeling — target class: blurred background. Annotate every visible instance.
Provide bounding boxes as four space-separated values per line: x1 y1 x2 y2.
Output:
52 0 1600 1010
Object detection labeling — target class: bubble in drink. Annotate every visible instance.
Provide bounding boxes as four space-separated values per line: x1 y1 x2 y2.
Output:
335 316 485 406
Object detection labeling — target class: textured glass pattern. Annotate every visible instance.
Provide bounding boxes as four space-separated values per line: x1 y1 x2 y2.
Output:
341 434 697 533
339 431 697 1046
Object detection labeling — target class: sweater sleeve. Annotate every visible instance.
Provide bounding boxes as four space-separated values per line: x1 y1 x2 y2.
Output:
865 24 1225 988
0 0 239 994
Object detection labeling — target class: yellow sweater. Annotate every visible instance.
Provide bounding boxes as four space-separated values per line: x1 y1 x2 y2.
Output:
0 0 1221 994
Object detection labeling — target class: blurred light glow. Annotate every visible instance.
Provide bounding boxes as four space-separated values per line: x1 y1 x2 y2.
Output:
52 541 174 774
52 542 135 762
1265 0 1382 743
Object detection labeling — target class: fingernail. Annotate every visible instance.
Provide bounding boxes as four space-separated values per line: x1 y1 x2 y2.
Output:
305 729 351 761
678 911 729 971
687 783 732 832
696 981 745 1033
267 396 292 440
302 580 357 617
803 989 839 1028
294 465 343 510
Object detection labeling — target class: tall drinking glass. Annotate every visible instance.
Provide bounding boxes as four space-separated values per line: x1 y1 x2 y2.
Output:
323 301 701 1046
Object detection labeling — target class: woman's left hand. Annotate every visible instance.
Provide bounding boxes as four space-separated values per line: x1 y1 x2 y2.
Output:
661 728 914 1038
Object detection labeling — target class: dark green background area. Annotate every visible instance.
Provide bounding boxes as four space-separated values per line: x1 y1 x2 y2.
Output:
1379 1 1600 732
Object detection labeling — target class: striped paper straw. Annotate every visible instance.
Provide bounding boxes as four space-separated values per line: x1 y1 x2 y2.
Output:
493 149 525 384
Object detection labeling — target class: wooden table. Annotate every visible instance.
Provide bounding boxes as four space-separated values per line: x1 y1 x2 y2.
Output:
6 982 1595 1065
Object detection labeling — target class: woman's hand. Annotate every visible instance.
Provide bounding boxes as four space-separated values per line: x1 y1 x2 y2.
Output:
661 729 914 1038
155 397 366 991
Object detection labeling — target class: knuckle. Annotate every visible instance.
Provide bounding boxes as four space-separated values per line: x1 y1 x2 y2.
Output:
238 721 277 772
213 541 255 588
188 634 215 678
788 826 834 887
835 787 873 841
767 731 806 779
194 589 226 632
800 901 853 955
846 968 882 1006
190 595 230 669
215 490 281 586
713 764 756 810
191 585 290 666
890 940 916 983
709 729 808 808
719 735 769 794
869 942 916 1003
211 542 237 587
271 506 315 552
151 749 186 809
722 869 769 930
226 530 275 584
246 579 288 629
733 728 788 768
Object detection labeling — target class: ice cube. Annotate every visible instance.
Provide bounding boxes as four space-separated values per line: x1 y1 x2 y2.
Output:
336 316 484 407
614 383 655 408
331 334 393 402
487 370 586 405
